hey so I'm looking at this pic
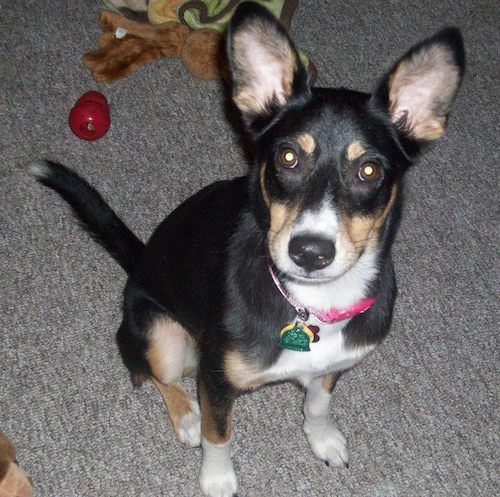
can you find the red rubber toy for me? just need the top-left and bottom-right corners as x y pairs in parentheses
(69, 91), (110, 141)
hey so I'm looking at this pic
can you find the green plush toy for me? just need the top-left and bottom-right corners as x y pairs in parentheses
(160, 0), (295, 32)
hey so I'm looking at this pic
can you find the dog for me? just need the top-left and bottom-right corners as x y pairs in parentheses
(32, 3), (464, 496)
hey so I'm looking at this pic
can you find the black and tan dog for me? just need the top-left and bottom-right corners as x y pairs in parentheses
(32, 3), (464, 496)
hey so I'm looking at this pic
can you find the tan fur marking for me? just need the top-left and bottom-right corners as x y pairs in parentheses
(340, 184), (399, 255)
(152, 378), (193, 420)
(146, 318), (198, 384)
(268, 202), (300, 263)
(345, 216), (376, 247)
(147, 318), (187, 384)
(225, 350), (264, 391)
(199, 382), (232, 444)
(346, 141), (367, 161)
(151, 379), (196, 440)
(297, 133), (316, 154)
(321, 372), (341, 393)
(374, 183), (399, 228)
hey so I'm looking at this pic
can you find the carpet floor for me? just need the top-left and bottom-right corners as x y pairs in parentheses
(0, 1), (498, 496)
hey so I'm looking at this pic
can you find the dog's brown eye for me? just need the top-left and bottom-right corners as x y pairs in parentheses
(277, 148), (298, 169)
(358, 162), (382, 182)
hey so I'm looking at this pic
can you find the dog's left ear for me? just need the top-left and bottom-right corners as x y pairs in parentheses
(227, 2), (310, 132)
(372, 28), (465, 152)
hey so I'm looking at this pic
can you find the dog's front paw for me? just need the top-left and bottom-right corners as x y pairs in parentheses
(199, 466), (237, 497)
(304, 419), (349, 469)
(199, 438), (238, 497)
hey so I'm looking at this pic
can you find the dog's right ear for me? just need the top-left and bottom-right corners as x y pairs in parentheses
(227, 2), (310, 132)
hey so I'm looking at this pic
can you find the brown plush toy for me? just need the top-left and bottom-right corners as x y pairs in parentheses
(83, 10), (226, 82)
(0, 433), (32, 497)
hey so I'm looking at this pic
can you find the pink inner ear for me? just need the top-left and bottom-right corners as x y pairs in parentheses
(232, 23), (296, 114)
(244, 39), (290, 108)
(389, 45), (461, 141)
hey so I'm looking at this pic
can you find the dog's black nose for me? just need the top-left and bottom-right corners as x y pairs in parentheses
(288, 236), (335, 271)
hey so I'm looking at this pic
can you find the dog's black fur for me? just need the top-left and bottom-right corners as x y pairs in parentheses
(33, 3), (464, 496)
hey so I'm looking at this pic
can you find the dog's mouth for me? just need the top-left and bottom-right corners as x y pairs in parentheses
(283, 272), (336, 284)
(270, 260), (341, 285)
(270, 251), (362, 286)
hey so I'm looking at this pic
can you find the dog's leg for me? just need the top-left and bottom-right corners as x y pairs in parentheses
(198, 375), (237, 497)
(303, 372), (349, 468)
(147, 317), (201, 447)
(151, 379), (201, 447)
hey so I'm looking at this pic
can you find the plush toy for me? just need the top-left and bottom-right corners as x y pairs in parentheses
(83, 0), (316, 83)
(147, 0), (296, 31)
(0, 433), (32, 497)
(83, 11), (221, 82)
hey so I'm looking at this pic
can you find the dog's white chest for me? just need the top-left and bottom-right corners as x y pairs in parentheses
(263, 318), (375, 386)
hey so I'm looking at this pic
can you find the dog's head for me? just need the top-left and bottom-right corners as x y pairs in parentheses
(227, 3), (464, 284)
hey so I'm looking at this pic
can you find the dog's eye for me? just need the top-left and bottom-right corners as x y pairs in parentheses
(358, 162), (382, 183)
(277, 148), (298, 169)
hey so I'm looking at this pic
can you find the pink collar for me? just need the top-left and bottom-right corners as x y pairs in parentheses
(268, 263), (376, 324)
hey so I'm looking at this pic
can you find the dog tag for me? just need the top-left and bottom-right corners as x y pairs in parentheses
(278, 322), (316, 352)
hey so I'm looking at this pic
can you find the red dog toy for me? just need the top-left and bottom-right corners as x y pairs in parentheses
(69, 91), (110, 140)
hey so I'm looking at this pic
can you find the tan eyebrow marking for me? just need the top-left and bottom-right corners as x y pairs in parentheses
(296, 133), (316, 154)
(346, 141), (367, 160)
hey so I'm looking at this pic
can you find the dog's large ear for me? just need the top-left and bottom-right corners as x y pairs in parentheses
(227, 2), (310, 132)
(372, 28), (465, 153)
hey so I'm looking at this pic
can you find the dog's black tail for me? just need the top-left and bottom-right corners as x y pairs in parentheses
(31, 160), (145, 275)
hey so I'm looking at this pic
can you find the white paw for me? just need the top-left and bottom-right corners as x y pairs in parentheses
(177, 401), (201, 447)
(200, 437), (237, 497)
(304, 419), (349, 468)
(199, 466), (237, 497)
